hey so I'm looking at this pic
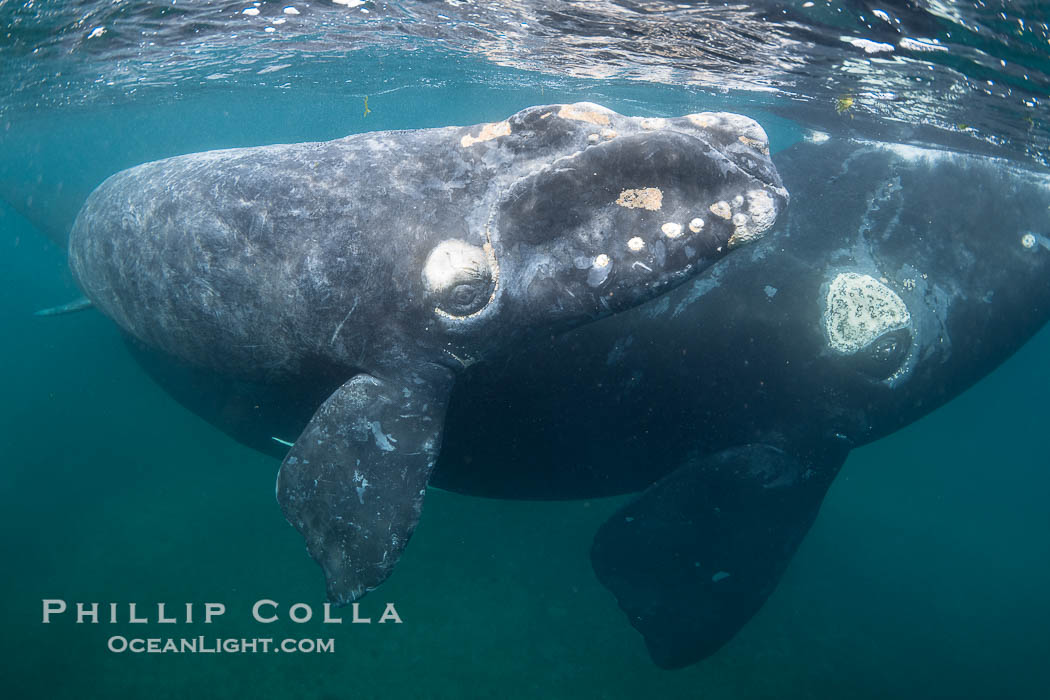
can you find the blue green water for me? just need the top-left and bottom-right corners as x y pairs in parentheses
(2, 6), (1050, 698)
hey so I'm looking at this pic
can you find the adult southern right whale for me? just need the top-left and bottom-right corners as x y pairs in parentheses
(67, 103), (787, 606)
(436, 138), (1050, 667)
(129, 135), (1050, 668)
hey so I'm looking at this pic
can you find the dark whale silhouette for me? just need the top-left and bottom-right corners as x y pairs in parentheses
(437, 138), (1050, 667)
(123, 136), (1050, 668)
(65, 103), (787, 606)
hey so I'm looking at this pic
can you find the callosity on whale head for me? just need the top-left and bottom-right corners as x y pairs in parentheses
(66, 103), (787, 605)
(421, 103), (790, 363)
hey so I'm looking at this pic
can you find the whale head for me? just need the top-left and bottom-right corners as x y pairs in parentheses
(426, 103), (788, 359)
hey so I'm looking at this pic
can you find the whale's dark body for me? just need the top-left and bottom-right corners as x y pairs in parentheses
(127, 137), (1050, 668)
(68, 103), (786, 609)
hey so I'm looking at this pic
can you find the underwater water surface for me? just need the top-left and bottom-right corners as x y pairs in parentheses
(2, 2), (1050, 698)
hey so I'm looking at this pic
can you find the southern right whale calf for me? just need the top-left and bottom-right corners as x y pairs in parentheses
(127, 135), (1050, 668)
(65, 102), (787, 607)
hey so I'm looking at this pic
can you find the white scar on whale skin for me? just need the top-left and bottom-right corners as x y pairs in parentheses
(353, 470), (371, 504)
(330, 298), (359, 346)
(369, 422), (396, 452)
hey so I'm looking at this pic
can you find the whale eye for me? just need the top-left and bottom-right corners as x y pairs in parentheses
(450, 284), (479, 308)
(423, 239), (498, 319)
(871, 336), (901, 364)
(852, 328), (912, 380)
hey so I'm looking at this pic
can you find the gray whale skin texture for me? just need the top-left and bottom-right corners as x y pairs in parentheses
(67, 103), (787, 608)
(442, 139), (1050, 667)
(128, 135), (1050, 669)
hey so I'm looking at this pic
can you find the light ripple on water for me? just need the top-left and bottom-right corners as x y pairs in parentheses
(1, 1), (1049, 165)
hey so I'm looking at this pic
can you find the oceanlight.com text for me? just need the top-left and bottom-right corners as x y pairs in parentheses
(107, 636), (335, 654)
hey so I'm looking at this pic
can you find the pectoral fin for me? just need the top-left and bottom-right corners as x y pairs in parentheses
(276, 366), (454, 604)
(591, 442), (848, 668)
(34, 296), (93, 316)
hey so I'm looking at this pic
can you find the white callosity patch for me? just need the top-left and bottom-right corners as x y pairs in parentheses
(686, 112), (764, 139)
(639, 117), (667, 130)
(727, 188), (779, 249)
(688, 218), (704, 233)
(709, 201), (731, 220)
(616, 187), (663, 210)
(661, 222), (683, 238)
(730, 188), (781, 248)
(627, 237), (645, 252)
(593, 253), (610, 268)
(685, 112), (770, 154)
(1022, 233), (1036, 248)
(746, 189), (778, 233)
(823, 272), (911, 354)
(557, 102), (614, 126)
(459, 120), (511, 148)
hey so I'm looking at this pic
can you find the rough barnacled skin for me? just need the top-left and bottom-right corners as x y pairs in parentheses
(67, 102), (787, 604)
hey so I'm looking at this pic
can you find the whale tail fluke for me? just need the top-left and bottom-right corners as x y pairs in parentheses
(34, 296), (93, 317)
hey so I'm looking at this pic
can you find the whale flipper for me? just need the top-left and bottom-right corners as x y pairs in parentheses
(590, 442), (848, 668)
(34, 296), (93, 317)
(276, 366), (454, 604)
